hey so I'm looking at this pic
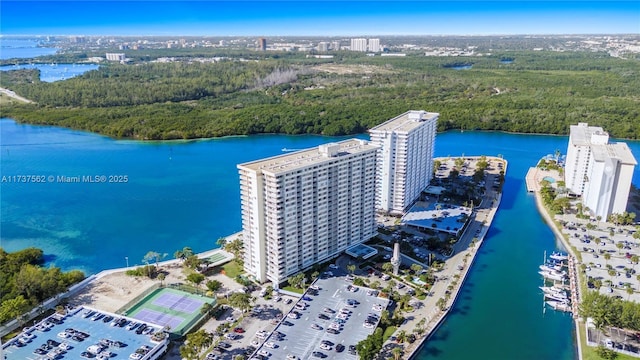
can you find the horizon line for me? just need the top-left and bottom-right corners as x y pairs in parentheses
(3, 32), (638, 38)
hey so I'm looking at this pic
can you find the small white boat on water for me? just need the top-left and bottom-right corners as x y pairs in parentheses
(540, 286), (567, 296)
(544, 291), (569, 302)
(546, 300), (572, 313)
(538, 270), (567, 282)
(539, 264), (563, 273)
(549, 252), (569, 261)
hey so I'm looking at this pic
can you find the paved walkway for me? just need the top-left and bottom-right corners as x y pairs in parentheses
(378, 157), (506, 359)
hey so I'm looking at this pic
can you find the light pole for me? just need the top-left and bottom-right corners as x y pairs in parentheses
(125, 256), (129, 268)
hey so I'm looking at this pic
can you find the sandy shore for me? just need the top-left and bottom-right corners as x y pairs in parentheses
(70, 263), (188, 313)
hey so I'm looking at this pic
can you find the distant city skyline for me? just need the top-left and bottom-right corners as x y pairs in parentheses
(1, 1), (638, 37)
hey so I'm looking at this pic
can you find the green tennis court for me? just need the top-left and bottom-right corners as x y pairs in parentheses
(206, 252), (229, 264)
(124, 287), (214, 335)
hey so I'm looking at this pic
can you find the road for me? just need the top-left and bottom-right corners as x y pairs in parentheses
(0, 87), (34, 103)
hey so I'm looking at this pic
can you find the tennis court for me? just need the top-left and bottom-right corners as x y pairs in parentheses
(206, 252), (229, 265)
(124, 287), (214, 335)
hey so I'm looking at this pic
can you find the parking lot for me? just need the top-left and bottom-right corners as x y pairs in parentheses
(251, 267), (390, 360)
(557, 215), (640, 302)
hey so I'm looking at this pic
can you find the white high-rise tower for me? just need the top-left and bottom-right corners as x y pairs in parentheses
(238, 139), (379, 284)
(369, 110), (439, 215)
(564, 122), (637, 219)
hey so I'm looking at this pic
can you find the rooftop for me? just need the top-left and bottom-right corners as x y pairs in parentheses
(569, 122), (609, 146)
(591, 143), (638, 165)
(237, 138), (377, 175)
(3, 306), (167, 360)
(369, 110), (439, 134)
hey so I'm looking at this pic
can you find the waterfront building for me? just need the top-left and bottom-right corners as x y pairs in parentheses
(368, 38), (381, 52)
(565, 123), (609, 196)
(237, 139), (379, 284)
(350, 38), (368, 52)
(565, 123), (637, 219)
(369, 110), (438, 215)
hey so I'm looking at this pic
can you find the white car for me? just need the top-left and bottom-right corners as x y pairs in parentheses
(286, 355), (298, 360)
(264, 342), (278, 349)
(273, 296), (282, 302)
(319, 343), (332, 351)
(363, 322), (375, 329)
(258, 350), (271, 357)
(329, 264), (339, 269)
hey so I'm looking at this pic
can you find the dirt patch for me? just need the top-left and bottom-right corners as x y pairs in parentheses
(312, 64), (395, 75)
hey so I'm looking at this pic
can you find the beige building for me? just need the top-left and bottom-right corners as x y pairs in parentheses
(237, 139), (379, 284)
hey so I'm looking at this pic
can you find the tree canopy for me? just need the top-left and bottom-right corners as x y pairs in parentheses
(2, 51), (639, 140)
(0, 247), (85, 323)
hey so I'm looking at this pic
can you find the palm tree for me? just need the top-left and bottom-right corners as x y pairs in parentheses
(396, 330), (407, 343)
(174, 247), (194, 261)
(626, 285), (634, 300)
(631, 255), (639, 271)
(347, 264), (356, 275)
(391, 346), (403, 360)
(157, 273), (166, 286)
(616, 242), (624, 255)
(228, 292), (253, 313)
(604, 253), (611, 267)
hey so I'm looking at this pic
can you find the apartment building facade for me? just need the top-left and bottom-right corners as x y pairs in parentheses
(565, 122), (637, 219)
(369, 110), (439, 215)
(237, 139), (379, 284)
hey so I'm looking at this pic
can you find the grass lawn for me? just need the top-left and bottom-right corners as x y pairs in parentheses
(383, 326), (397, 341)
(281, 286), (304, 294)
(222, 260), (243, 279)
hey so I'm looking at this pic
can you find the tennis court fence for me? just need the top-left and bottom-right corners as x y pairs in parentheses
(116, 283), (161, 314)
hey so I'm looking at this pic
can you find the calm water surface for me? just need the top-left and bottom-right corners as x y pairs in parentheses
(0, 39), (58, 60)
(1, 119), (639, 359)
(0, 63), (100, 82)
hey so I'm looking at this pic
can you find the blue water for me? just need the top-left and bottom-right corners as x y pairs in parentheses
(2, 119), (639, 359)
(0, 39), (58, 60)
(0, 63), (99, 82)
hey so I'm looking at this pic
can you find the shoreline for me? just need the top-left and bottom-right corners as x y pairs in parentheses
(385, 156), (506, 359)
(7, 116), (640, 143)
(530, 170), (584, 360)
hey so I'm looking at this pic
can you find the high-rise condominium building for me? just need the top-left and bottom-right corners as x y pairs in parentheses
(369, 110), (439, 215)
(368, 38), (381, 52)
(237, 139), (379, 284)
(565, 123), (637, 219)
(565, 123), (610, 196)
(257, 38), (267, 51)
(350, 38), (368, 52)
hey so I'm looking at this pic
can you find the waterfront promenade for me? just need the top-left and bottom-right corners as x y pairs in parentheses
(378, 157), (506, 359)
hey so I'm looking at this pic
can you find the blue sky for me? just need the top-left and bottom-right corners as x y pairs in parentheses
(1, 1), (638, 36)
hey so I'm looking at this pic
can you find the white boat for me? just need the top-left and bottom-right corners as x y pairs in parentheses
(538, 270), (567, 282)
(546, 300), (572, 313)
(544, 292), (569, 302)
(539, 264), (563, 272)
(539, 286), (567, 297)
(549, 252), (568, 261)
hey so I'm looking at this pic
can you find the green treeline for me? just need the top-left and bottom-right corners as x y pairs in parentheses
(0, 247), (85, 323)
(1, 51), (639, 140)
(580, 290), (640, 332)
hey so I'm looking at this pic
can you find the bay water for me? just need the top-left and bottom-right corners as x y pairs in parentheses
(2, 119), (639, 359)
